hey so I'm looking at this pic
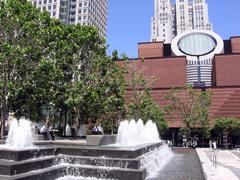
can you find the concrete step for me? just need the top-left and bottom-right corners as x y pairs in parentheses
(0, 148), (56, 161)
(57, 142), (163, 159)
(0, 156), (56, 176)
(0, 165), (66, 180)
(62, 164), (146, 180)
(0, 158), (145, 180)
(0, 164), (146, 180)
(56, 155), (140, 169)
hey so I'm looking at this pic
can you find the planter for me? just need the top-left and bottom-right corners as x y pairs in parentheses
(86, 134), (117, 146)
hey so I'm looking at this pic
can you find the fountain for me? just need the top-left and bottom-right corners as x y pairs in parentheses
(115, 119), (173, 178)
(116, 119), (160, 146)
(0, 117), (35, 149)
(0, 118), (172, 180)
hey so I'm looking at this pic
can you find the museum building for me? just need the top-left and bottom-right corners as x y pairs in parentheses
(119, 30), (240, 147)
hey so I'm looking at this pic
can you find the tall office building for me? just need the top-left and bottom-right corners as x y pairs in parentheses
(151, 0), (212, 43)
(31, 0), (108, 39)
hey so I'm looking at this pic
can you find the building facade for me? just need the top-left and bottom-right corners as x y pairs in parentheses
(118, 32), (240, 147)
(151, 0), (212, 43)
(31, 0), (108, 39)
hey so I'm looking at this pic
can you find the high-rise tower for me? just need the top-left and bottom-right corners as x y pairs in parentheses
(151, 0), (173, 43)
(151, 0), (212, 43)
(31, 0), (108, 39)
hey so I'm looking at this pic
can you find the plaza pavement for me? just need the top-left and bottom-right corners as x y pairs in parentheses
(196, 148), (240, 180)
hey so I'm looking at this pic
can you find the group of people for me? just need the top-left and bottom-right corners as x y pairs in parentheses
(182, 136), (198, 148)
(38, 118), (104, 140)
(91, 121), (104, 135)
(40, 119), (55, 140)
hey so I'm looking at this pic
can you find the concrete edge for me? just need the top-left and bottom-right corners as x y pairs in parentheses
(196, 148), (208, 180)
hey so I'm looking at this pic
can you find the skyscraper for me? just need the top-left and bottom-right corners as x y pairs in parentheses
(31, 0), (108, 39)
(151, 0), (212, 43)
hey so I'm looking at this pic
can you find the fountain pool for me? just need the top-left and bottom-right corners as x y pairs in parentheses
(0, 119), (173, 180)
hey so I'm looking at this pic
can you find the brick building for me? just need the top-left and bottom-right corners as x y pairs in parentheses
(119, 31), (240, 147)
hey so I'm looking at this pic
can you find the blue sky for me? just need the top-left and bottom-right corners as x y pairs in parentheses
(107, 0), (240, 58)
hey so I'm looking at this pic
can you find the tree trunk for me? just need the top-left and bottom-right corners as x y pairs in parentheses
(0, 111), (5, 139)
(0, 89), (8, 138)
(63, 108), (67, 136)
(75, 108), (80, 125)
(0, 103), (7, 139)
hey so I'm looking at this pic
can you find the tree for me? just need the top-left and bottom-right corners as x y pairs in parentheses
(47, 24), (107, 129)
(196, 90), (211, 138)
(66, 55), (127, 133)
(0, 0), (109, 137)
(0, 0), (53, 137)
(125, 60), (167, 132)
(214, 117), (240, 149)
(165, 86), (211, 138)
(0, 0), (128, 137)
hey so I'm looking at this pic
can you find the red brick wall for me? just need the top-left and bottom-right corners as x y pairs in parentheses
(214, 54), (240, 86)
(208, 88), (240, 126)
(231, 37), (240, 53)
(138, 42), (164, 58)
(148, 88), (240, 128)
(118, 57), (187, 88)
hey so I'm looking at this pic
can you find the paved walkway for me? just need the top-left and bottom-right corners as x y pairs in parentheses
(147, 148), (204, 180)
(196, 148), (240, 180)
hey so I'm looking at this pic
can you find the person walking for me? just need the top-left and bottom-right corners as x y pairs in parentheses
(212, 140), (218, 168)
(209, 140), (213, 150)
